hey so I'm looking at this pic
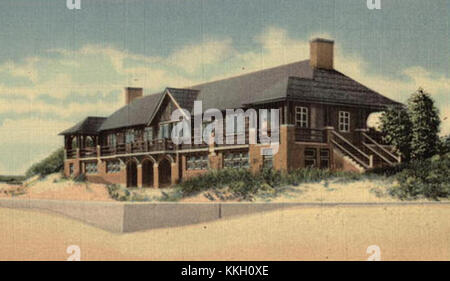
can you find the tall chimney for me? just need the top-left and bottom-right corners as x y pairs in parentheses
(125, 87), (143, 105)
(310, 38), (334, 69)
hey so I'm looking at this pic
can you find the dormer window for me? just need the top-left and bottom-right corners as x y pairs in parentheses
(339, 111), (350, 132)
(295, 107), (308, 128)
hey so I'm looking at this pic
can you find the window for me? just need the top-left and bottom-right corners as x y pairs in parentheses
(69, 163), (74, 176)
(125, 130), (136, 144)
(144, 127), (153, 142)
(320, 149), (330, 169)
(187, 155), (208, 170)
(107, 134), (117, 147)
(159, 123), (172, 139)
(224, 151), (250, 169)
(339, 111), (350, 132)
(106, 160), (121, 173)
(295, 107), (308, 128)
(85, 162), (98, 174)
(304, 148), (316, 168)
(262, 154), (273, 169)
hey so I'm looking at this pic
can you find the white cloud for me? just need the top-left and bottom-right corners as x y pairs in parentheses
(0, 118), (71, 145)
(167, 38), (235, 74)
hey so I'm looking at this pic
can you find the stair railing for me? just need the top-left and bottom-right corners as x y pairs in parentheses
(331, 131), (372, 169)
(362, 132), (401, 164)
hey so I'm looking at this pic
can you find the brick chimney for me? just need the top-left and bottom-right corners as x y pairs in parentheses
(310, 38), (334, 69)
(125, 87), (143, 105)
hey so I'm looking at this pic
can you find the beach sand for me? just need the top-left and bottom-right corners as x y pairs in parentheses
(0, 204), (448, 261)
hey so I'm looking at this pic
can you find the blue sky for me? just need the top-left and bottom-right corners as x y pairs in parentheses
(0, 0), (448, 174)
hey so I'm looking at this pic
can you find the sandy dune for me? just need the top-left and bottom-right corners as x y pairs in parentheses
(0, 174), (113, 202)
(0, 204), (448, 261)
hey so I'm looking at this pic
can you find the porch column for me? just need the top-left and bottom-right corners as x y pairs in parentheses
(171, 162), (179, 185)
(153, 164), (159, 189)
(137, 164), (143, 188)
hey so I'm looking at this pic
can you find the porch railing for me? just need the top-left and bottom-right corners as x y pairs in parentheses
(295, 128), (326, 143)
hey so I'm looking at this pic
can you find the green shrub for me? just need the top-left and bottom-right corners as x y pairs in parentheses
(106, 184), (151, 202)
(73, 173), (87, 182)
(0, 175), (26, 184)
(366, 162), (411, 177)
(25, 148), (64, 178)
(388, 154), (450, 200)
(177, 167), (362, 201)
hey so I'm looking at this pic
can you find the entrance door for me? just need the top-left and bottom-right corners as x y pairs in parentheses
(142, 160), (154, 187)
(158, 158), (172, 187)
(126, 160), (138, 187)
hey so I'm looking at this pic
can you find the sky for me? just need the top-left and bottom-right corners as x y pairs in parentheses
(0, 0), (449, 175)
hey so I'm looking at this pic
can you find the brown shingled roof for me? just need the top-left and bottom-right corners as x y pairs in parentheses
(61, 60), (402, 133)
(59, 117), (107, 136)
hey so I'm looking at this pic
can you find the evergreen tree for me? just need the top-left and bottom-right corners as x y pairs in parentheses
(439, 135), (450, 155)
(408, 88), (441, 160)
(379, 106), (412, 161)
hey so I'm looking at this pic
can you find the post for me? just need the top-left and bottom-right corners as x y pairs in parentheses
(153, 163), (159, 189)
(137, 164), (143, 188)
(323, 126), (335, 143)
(369, 155), (374, 168)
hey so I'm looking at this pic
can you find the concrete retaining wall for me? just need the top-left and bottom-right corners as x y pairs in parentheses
(122, 203), (220, 232)
(1, 198), (448, 233)
(0, 198), (124, 232)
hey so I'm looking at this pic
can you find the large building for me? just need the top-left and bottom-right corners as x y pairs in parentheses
(60, 39), (402, 188)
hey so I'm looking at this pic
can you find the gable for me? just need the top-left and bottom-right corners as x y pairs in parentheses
(99, 92), (164, 131)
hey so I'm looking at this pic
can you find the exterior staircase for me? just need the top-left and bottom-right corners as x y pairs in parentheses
(330, 130), (400, 172)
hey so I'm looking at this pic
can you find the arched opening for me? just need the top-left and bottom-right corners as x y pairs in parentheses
(142, 159), (154, 188)
(71, 136), (78, 149)
(158, 158), (172, 187)
(85, 136), (95, 147)
(126, 160), (138, 188)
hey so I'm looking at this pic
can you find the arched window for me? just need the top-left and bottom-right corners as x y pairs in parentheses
(71, 137), (78, 149)
(85, 136), (95, 147)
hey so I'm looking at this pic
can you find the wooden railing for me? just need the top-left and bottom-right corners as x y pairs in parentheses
(66, 149), (77, 159)
(331, 131), (372, 169)
(295, 128), (326, 143)
(99, 139), (177, 157)
(362, 132), (401, 165)
(80, 147), (97, 157)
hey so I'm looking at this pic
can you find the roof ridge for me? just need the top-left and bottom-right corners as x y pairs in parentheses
(188, 60), (310, 89)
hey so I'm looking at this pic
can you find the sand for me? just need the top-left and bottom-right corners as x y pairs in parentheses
(0, 204), (448, 261)
(0, 174), (113, 202)
(1, 174), (447, 203)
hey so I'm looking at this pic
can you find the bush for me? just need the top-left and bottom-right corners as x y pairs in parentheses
(73, 173), (87, 182)
(106, 184), (151, 202)
(25, 148), (64, 178)
(0, 175), (26, 185)
(388, 154), (450, 200)
(177, 168), (362, 201)
(366, 162), (411, 177)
